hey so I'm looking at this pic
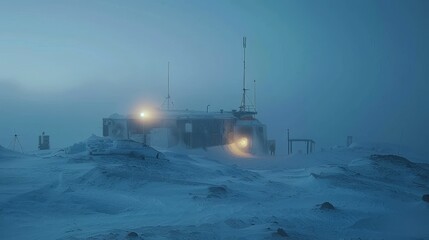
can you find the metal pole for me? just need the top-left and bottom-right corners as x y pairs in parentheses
(167, 62), (170, 110)
(287, 129), (290, 155)
(206, 104), (210, 113)
(14, 134), (23, 153)
(254, 79), (256, 111)
(241, 36), (246, 111)
(307, 141), (309, 154)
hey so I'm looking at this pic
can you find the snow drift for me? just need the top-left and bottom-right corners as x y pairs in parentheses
(0, 141), (428, 239)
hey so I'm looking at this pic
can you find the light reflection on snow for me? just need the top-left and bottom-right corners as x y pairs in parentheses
(226, 142), (253, 158)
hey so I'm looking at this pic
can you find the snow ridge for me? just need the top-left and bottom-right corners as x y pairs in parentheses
(0, 144), (428, 239)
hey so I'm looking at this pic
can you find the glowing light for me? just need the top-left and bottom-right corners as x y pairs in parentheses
(138, 109), (160, 123)
(238, 137), (248, 148)
(226, 136), (253, 158)
(227, 142), (252, 158)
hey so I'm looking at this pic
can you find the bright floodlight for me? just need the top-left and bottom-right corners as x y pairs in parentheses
(238, 137), (249, 148)
(140, 112), (146, 118)
(227, 137), (252, 158)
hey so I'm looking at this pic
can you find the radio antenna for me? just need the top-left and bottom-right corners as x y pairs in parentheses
(253, 79), (256, 112)
(167, 62), (171, 110)
(9, 132), (23, 153)
(164, 62), (171, 111)
(160, 61), (174, 110)
(240, 36), (247, 112)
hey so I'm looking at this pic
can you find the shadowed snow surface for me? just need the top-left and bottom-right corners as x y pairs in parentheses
(0, 144), (428, 240)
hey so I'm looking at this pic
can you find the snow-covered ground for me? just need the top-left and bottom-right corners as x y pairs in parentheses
(1, 142), (428, 240)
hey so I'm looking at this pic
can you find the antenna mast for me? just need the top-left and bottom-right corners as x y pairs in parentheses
(254, 79), (256, 112)
(167, 62), (170, 110)
(9, 133), (23, 153)
(240, 36), (247, 112)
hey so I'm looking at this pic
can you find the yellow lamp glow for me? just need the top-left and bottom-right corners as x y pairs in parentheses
(238, 137), (249, 148)
(227, 137), (252, 158)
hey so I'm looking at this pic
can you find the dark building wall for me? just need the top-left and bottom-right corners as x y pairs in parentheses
(103, 116), (237, 149)
(38, 135), (50, 150)
(177, 118), (235, 148)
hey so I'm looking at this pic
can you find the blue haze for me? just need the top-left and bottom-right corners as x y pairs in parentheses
(0, 0), (428, 155)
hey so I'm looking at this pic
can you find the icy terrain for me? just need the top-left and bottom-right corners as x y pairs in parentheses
(1, 143), (429, 240)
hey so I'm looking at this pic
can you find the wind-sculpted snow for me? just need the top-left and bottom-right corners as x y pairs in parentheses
(0, 145), (25, 160)
(0, 146), (428, 239)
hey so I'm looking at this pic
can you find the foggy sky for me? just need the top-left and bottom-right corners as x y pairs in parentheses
(1, 0), (428, 155)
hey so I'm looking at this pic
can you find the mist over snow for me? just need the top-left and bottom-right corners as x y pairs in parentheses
(1, 0), (429, 154)
(1, 1), (429, 239)
(1, 140), (429, 239)
(1, 0), (428, 155)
